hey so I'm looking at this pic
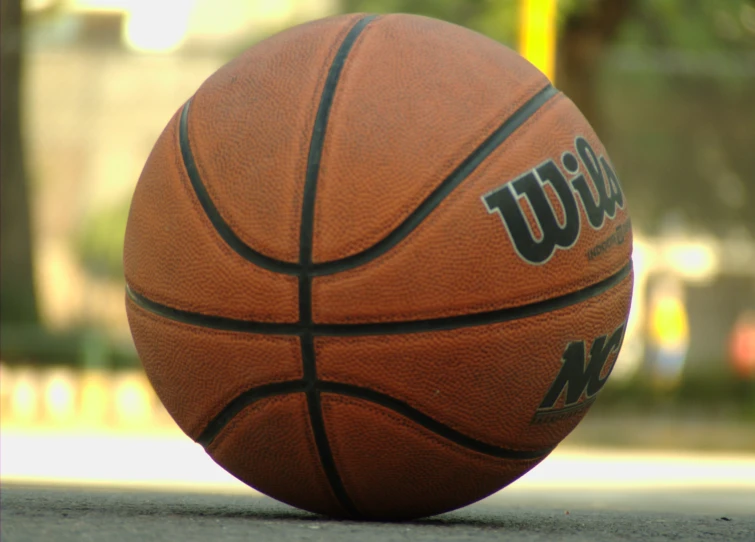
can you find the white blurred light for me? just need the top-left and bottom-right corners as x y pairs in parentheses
(9, 370), (39, 423)
(80, 371), (110, 425)
(611, 240), (648, 381)
(122, 1), (192, 53)
(114, 372), (152, 425)
(44, 369), (77, 423)
(662, 240), (719, 282)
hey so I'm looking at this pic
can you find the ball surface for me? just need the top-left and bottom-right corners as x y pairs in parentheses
(124, 13), (633, 520)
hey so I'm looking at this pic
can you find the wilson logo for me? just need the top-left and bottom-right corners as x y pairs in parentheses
(531, 323), (626, 425)
(482, 137), (625, 265)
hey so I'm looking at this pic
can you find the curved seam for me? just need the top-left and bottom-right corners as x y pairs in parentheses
(321, 393), (551, 463)
(127, 284), (304, 335)
(318, 383), (554, 459)
(177, 85), (558, 279)
(179, 101), (302, 275)
(197, 380), (308, 447)
(310, 75), (546, 268)
(126, 261), (632, 337)
(198, 379), (554, 460)
(309, 84), (559, 277)
(297, 14), (380, 519)
(126, 295), (302, 341)
(128, 111), (299, 320)
(318, 373), (542, 452)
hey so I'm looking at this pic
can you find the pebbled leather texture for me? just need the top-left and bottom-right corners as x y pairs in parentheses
(321, 393), (545, 520)
(312, 14), (550, 264)
(123, 108), (299, 323)
(188, 15), (364, 263)
(316, 273), (633, 452)
(126, 297), (302, 440)
(124, 13), (634, 521)
(206, 393), (347, 518)
(312, 94), (632, 324)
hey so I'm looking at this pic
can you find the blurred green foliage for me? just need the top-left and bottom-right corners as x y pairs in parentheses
(622, 0), (755, 51)
(603, 0), (755, 235)
(342, 0), (518, 44)
(75, 201), (130, 280)
(0, 323), (138, 369)
(603, 371), (755, 417)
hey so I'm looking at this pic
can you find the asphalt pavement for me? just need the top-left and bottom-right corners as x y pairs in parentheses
(2, 484), (754, 542)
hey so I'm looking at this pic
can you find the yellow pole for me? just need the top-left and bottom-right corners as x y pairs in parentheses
(519, 0), (557, 82)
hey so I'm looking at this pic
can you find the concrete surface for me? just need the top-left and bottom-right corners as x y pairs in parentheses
(2, 484), (753, 542)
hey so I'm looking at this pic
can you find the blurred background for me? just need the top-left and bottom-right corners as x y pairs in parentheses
(1, 0), (754, 491)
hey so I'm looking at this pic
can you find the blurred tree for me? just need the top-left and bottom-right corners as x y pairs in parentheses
(76, 202), (130, 280)
(556, 0), (635, 138)
(1, 0), (39, 327)
(604, 0), (755, 235)
(340, 0), (519, 45)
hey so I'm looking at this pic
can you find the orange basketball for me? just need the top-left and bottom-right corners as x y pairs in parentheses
(124, 13), (633, 520)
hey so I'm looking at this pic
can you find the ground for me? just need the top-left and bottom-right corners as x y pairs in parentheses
(2, 484), (754, 542)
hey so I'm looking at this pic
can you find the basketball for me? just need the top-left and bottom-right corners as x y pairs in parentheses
(124, 13), (633, 521)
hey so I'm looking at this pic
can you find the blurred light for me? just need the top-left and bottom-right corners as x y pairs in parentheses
(662, 240), (719, 282)
(0, 364), (12, 412)
(2, 429), (753, 495)
(729, 311), (755, 378)
(0, 430), (245, 492)
(2, 366), (171, 430)
(519, 0), (556, 81)
(80, 370), (110, 425)
(114, 372), (153, 426)
(611, 241), (648, 381)
(9, 369), (40, 424)
(518, 448), (755, 491)
(35, 239), (85, 330)
(24, 0), (58, 11)
(43, 369), (77, 424)
(190, 0), (292, 31)
(648, 282), (690, 390)
(122, 0), (192, 53)
(68, 0), (131, 13)
(184, 0), (313, 45)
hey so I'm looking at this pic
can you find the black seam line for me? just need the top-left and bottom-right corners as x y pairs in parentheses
(196, 380), (307, 447)
(308, 84), (560, 277)
(178, 84), (557, 279)
(179, 101), (301, 276)
(126, 286), (302, 335)
(318, 382), (554, 460)
(298, 15), (377, 520)
(126, 260), (633, 337)
(300, 15), (378, 269)
(195, 378), (553, 460)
